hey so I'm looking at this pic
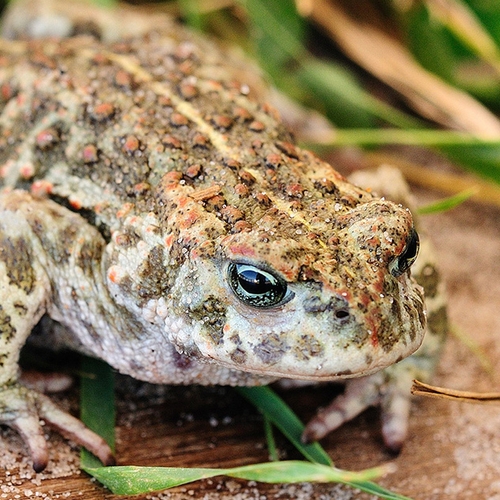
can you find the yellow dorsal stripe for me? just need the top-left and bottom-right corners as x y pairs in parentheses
(1, 39), (235, 157)
(2, 39), (329, 248)
(97, 50), (239, 160)
(101, 52), (328, 248)
(246, 168), (328, 249)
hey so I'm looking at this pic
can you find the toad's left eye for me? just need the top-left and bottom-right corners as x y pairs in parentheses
(228, 263), (288, 308)
(389, 228), (420, 277)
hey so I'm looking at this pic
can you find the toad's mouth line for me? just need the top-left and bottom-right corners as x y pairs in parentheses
(212, 358), (406, 382)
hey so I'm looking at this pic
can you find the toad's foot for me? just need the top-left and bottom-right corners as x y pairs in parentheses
(0, 383), (115, 472)
(302, 366), (414, 454)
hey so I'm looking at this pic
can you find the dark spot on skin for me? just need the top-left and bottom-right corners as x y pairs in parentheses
(275, 141), (299, 159)
(293, 335), (324, 361)
(81, 319), (102, 343)
(45, 196), (111, 243)
(303, 295), (350, 317)
(74, 239), (104, 280)
(230, 347), (247, 364)
(0, 304), (16, 343)
(334, 369), (353, 376)
(0, 235), (36, 294)
(203, 323), (225, 346)
(398, 297), (425, 344)
(390, 295), (402, 327)
(113, 229), (140, 249)
(189, 297), (227, 346)
(136, 245), (171, 300)
(13, 302), (28, 316)
(376, 316), (399, 352)
(229, 334), (247, 364)
(314, 178), (340, 195)
(127, 357), (146, 374)
(178, 343), (204, 361)
(414, 295), (427, 334)
(172, 348), (192, 369)
(116, 274), (134, 296)
(254, 333), (288, 365)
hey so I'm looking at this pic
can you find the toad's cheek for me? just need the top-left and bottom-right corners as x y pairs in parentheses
(189, 282), (426, 381)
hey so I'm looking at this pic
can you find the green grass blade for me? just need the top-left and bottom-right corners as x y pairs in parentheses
(438, 144), (500, 184)
(236, 386), (332, 465)
(80, 356), (115, 469)
(305, 129), (500, 186)
(244, 0), (418, 129)
(79, 374), (410, 498)
(178, 0), (206, 31)
(89, 0), (116, 7)
(310, 128), (500, 147)
(417, 188), (477, 214)
(85, 465), (222, 494)
(85, 461), (394, 496)
(245, 0), (306, 62)
(298, 60), (422, 129)
(263, 415), (279, 461)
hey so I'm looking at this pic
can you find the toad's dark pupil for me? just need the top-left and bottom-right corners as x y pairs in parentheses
(238, 268), (274, 295)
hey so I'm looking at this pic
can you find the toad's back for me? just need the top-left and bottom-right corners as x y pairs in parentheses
(0, 14), (298, 224)
(1, 14), (384, 243)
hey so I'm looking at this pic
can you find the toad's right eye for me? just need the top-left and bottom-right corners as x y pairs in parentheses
(228, 263), (287, 308)
(389, 228), (420, 278)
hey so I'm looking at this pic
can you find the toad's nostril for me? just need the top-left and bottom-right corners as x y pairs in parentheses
(335, 309), (350, 319)
(304, 296), (351, 321)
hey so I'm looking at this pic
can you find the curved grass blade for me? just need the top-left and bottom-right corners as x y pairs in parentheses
(304, 128), (500, 187)
(263, 415), (279, 461)
(417, 187), (477, 214)
(236, 386), (332, 465)
(245, 0), (419, 129)
(80, 356), (115, 469)
(78, 359), (410, 498)
(307, 128), (500, 147)
(297, 59), (422, 129)
(439, 143), (500, 184)
(85, 460), (397, 496)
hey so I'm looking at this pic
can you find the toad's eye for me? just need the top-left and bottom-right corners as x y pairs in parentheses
(389, 228), (420, 278)
(228, 263), (288, 308)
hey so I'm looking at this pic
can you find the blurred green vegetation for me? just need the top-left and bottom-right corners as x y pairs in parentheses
(178, 0), (500, 189)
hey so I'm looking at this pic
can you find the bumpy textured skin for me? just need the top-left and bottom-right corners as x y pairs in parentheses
(0, 0), (443, 471)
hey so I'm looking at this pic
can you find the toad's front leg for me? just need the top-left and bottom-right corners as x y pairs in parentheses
(0, 190), (114, 471)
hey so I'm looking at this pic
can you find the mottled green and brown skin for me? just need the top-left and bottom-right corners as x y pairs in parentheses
(0, 0), (444, 472)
